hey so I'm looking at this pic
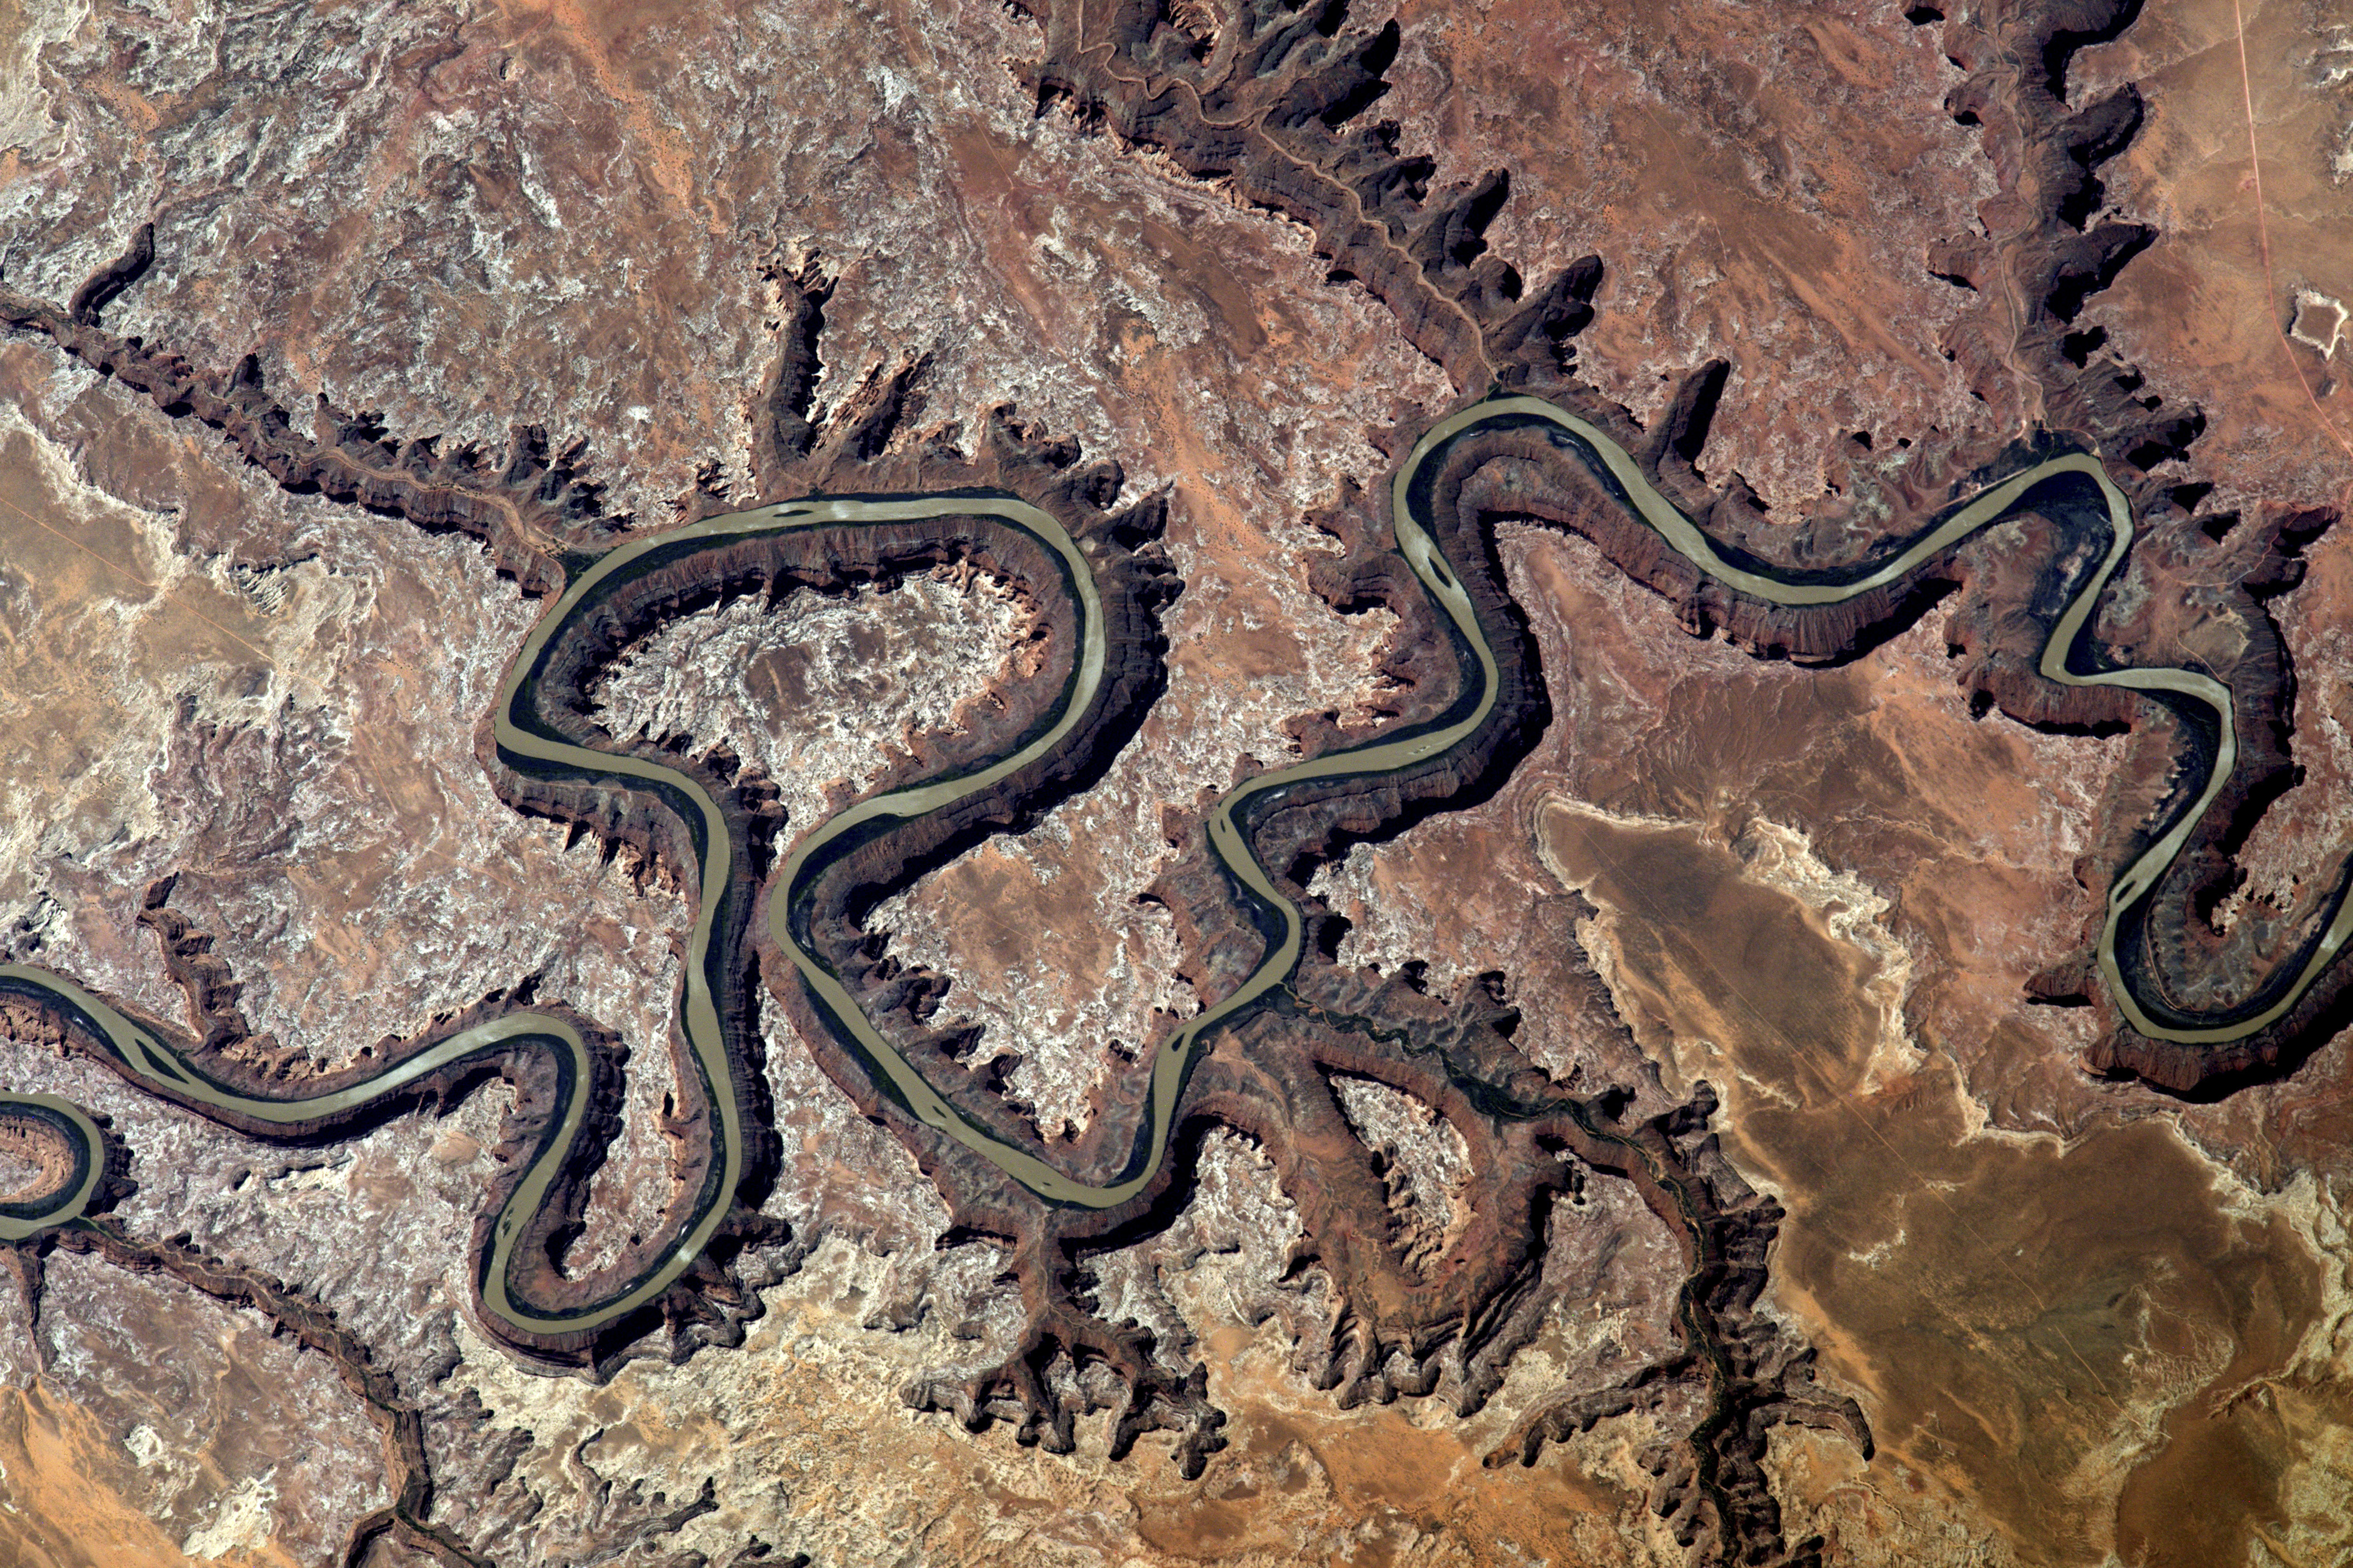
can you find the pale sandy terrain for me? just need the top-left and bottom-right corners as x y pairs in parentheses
(0, 0), (2348, 1564)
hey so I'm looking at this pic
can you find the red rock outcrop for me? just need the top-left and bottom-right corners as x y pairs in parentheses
(4, 2), (2348, 1563)
(1004, 0), (2346, 1555)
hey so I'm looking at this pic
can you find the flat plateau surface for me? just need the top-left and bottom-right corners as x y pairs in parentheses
(2, 1), (2352, 1566)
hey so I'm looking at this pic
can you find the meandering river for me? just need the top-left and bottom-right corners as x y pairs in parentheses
(0, 391), (2320, 1344)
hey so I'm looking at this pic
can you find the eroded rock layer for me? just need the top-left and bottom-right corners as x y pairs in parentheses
(0, 0), (2345, 1565)
(0, 225), (1858, 1562)
(1029, 0), (2353, 1093)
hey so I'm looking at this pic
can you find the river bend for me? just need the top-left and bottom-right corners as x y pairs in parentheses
(0, 393), (2326, 1342)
